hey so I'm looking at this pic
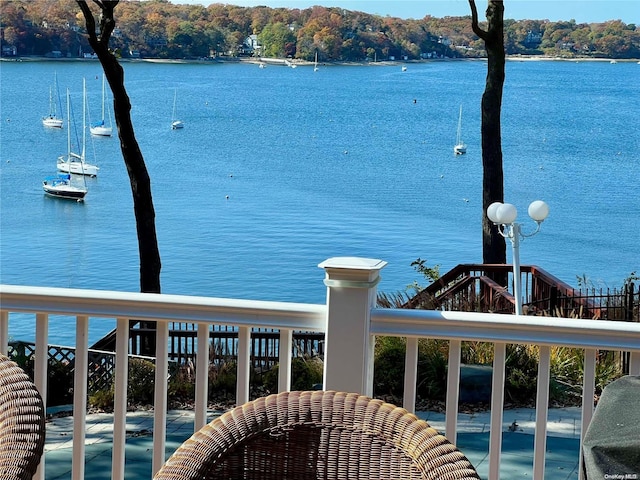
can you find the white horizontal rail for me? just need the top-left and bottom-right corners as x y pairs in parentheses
(0, 284), (327, 331)
(371, 308), (640, 351)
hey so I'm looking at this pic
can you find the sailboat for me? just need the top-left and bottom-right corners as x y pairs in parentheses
(314, 51), (319, 72)
(171, 89), (184, 130)
(43, 88), (88, 201)
(90, 74), (113, 137)
(454, 105), (467, 155)
(57, 79), (100, 177)
(42, 73), (63, 128)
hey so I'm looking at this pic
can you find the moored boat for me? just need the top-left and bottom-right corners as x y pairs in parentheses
(42, 173), (87, 201)
(42, 73), (63, 128)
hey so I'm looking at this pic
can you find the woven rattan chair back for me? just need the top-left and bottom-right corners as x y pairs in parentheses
(154, 390), (480, 480)
(0, 354), (46, 480)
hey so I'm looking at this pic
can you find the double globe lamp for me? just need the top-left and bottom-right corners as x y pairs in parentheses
(487, 200), (550, 315)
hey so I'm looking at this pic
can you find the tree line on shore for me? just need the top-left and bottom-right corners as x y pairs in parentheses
(1, 0), (638, 61)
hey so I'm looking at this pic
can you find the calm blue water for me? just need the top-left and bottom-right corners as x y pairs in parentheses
(1, 59), (639, 344)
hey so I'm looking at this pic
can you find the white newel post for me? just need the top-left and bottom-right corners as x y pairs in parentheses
(319, 257), (387, 396)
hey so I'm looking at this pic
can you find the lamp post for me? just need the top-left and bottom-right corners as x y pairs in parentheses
(487, 200), (549, 315)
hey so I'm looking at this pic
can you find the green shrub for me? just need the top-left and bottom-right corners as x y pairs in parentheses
(88, 358), (156, 410)
(291, 356), (323, 391)
(89, 388), (114, 411)
(373, 337), (406, 398)
(416, 342), (448, 401)
(373, 337), (450, 402)
(168, 363), (195, 402)
(260, 356), (324, 394)
(209, 360), (237, 400)
(127, 359), (156, 404)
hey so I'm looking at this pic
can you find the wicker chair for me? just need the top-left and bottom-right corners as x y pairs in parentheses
(154, 390), (480, 480)
(0, 354), (46, 480)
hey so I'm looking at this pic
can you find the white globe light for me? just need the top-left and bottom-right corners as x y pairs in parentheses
(528, 200), (549, 222)
(487, 202), (503, 223)
(496, 203), (517, 224)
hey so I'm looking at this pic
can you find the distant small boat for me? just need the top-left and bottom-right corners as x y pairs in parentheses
(314, 52), (319, 72)
(610, 60), (617, 64)
(454, 104), (467, 155)
(171, 89), (184, 130)
(42, 73), (63, 128)
(401, 65), (407, 72)
(90, 74), (113, 137)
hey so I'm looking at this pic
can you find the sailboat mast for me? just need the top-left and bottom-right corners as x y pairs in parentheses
(55, 73), (63, 121)
(457, 105), (463, 144)
(101, 74), (106, 120)
(80, 79), (87, 181)
(82, 78), (87, 160)
(49, 86), (55, 116)
(66, 89), (71, 155)
(173, 89), (177, 121)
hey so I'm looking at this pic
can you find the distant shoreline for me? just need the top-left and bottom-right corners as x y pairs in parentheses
(2, 55), (639, 65)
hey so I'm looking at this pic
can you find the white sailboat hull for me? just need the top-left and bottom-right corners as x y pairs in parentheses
(43, 174), (87, 200)
(90, 124), (113, 136)
(454, 144), (467, 155)
(57, 153), (99, 177)
(42, 117), (63, 128)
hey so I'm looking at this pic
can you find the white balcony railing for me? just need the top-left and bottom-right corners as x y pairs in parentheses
(1, 256), (639, 480)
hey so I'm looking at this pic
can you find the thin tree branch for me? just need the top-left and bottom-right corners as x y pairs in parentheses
(76, 1), (97, 44)
(468, 0), (488, 40)
(94, 0), (117, 46)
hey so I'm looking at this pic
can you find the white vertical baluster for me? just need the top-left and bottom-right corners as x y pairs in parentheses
(278, 329), (292, 393)
(403, 337), (418, 413)
(34, 313), (48, 480)
(236, 326), (251, 405)
(578, 348), (597, 480)
(152, 321), (169, 476)
(112, 318), (129, 480)
(194, 323), (210, 431)
(72, 315), (89, 480)
(488, 342), (506, 480)
(445, 339), (462, 442)
(533, 345), (551, 480)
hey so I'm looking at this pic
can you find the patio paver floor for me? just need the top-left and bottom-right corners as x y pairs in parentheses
(44, 407), (582, 479)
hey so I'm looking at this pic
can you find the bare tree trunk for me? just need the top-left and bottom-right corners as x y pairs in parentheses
(77, 1), (160, 355)
(469, 0), (507, 265)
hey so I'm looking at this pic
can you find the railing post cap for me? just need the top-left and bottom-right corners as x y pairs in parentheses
(318, 257), (387, 271)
